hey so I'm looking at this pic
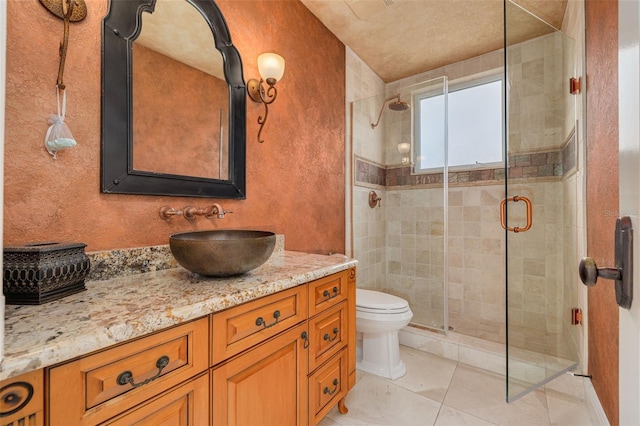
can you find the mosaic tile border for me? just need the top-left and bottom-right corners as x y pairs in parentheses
(355, 158), (386, 186)
(355, 142), (576, 188)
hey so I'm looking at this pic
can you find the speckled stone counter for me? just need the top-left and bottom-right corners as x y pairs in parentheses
(0, 250), (356, 381)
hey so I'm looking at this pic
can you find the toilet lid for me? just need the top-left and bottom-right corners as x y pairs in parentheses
(356, 289), (410, 312)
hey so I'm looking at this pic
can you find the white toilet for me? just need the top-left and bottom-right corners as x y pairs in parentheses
(355, 288), (413, 380)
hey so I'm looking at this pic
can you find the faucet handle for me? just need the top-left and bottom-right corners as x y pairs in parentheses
(183, 206), (199, 220)
(159, 206), (183, 221)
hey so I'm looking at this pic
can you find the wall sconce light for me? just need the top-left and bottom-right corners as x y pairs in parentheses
(247, 53), (285, 143)
(397, 142), (411, 165)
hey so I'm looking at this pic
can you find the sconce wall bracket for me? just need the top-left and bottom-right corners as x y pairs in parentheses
(247, 78), (278, 143)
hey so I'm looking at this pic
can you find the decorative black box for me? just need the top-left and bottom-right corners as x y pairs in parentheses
(3, 242), (90, 305)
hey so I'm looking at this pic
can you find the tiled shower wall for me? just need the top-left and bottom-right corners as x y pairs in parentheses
(383, 179), (569, 340)
(353, 185), (387, 290)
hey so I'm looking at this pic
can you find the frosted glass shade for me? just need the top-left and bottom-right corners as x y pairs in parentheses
(258, 53), (285, 82)
(397, 142), (411, 154)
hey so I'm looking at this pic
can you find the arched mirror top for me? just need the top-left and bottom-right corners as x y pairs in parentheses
(102, 0), (246, 198)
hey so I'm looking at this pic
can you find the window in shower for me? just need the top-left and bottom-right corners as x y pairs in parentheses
(413, 75), (504, 172)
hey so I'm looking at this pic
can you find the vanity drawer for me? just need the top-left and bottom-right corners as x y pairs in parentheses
(308, 270), (348, 317)
(308, 301), (348, 372)
(48, 317), (209, 426)
(308, 349), (348, 425)
(211, 285), (308, 364)
(102, 372), (209, 425)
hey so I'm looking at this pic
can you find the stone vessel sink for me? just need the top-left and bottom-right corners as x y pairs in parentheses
(169, 230), (276, 277)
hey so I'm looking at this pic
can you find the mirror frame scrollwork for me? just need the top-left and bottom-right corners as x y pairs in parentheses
(102, 0), (246, 198)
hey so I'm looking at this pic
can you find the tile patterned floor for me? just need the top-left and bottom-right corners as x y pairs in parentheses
(319, 346), (596, 426)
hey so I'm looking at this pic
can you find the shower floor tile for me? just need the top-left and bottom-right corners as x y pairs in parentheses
(319, 346), (596, 426)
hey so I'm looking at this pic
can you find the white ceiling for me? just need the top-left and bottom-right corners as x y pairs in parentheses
(300, 0), (568, 82)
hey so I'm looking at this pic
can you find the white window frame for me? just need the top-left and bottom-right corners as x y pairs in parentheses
(412, 72), (505, 174)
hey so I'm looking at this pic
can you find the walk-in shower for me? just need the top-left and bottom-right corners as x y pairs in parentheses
(350, 0), (582, 402)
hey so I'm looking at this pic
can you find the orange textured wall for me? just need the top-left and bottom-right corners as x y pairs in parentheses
(585, 0), (619, 424)
(4, 0), (346, 254)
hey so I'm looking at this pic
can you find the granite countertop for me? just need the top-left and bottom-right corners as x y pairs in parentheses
(0, 251), (357, 381)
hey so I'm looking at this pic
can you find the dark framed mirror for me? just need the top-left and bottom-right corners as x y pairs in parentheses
(102, 0), (246, 198)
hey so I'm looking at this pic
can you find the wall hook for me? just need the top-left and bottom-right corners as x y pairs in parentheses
(39, 0), (87, 90)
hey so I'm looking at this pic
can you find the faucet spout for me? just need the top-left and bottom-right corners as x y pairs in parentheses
(207, 203), (233, 219)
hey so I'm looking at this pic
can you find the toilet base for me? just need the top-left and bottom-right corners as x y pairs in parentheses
(357, 358), (407, 380)
(356, 330), (407, 380)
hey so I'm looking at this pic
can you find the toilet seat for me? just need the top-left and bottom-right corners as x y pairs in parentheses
(356, 289), (410, 314)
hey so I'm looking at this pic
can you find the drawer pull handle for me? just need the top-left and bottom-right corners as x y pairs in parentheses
(323, 378), (339, 396)
(116, 355), (170, 388)
(301, 331), (310, 349)
(256, 310), (281, 328)
(323, 327), (339, 342)
(323, 286), (339, 299)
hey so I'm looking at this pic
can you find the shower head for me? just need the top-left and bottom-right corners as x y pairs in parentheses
(371, 94), (410, 129)
(388, 99), (410, 111)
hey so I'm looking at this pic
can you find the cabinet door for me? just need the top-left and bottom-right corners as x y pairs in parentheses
(212, 323), (308, 425)
(103, 372), (209, 425)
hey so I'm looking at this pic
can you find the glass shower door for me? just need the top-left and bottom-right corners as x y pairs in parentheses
(504, 0), (580, 401)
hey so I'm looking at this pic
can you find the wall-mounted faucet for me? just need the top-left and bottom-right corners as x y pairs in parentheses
(163, 204), (233, 221)
(183, 206), (211, 220)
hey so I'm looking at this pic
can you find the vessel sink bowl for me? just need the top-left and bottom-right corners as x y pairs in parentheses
(169, 230), (276, 277)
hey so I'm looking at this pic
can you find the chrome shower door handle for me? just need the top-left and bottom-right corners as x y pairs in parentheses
(578, 216), (633, 309)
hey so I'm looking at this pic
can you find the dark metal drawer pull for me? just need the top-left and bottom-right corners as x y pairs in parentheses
(323, 327), (339, 342)
(301, 331), (310, 349)
(117, 355), (170, 388)
(256, 310), (281, 328)
(323, 378), (339, 395)
(323, 286), (339, 299)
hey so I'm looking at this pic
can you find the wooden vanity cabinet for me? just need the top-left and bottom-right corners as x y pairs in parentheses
(0, 369), (44, 426)
(212, 267), (356, 426)
(4, 266), (355, 425)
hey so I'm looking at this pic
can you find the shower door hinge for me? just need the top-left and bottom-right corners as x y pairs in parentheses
(571, 307), (582, 325)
